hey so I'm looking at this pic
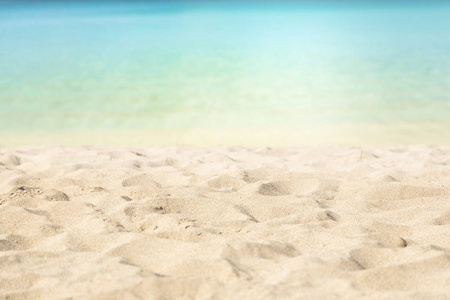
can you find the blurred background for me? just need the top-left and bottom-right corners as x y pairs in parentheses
(1, 0), (449, 146)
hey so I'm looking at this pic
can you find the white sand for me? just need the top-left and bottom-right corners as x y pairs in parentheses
(0, 146), (449, 299)
(2, 121), (450, 147)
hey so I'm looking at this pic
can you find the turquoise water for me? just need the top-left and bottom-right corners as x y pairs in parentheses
(1, 1), (450, 139)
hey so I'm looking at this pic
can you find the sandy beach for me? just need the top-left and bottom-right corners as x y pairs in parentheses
(0, 145), (449, 299)
(2, 1), (450, 299)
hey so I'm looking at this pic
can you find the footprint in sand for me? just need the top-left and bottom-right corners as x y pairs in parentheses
(370, 233), (408, 248)
(354, 252), (450, 291)
(207, 175), (246, 191)
(45, 189), (70, 202)
(317, 210), (341, 222)
(241, 168), (275, 183)
(365, 183), (447, 201)
(312, 180), (340, 201)
(349, 247), (398, 270)
(0, 235), (32, 251)
(434, 210), (450, 225)
(7, 175), (42, 191)
(0, 240), (16, 251)
(0, 153), (21, 166)
(123, 204), (165, 219)
(122, 174), (161, 188)
(257, 175), (322, 197)
(258, 182), (291, 196)
(222, 241), (301, 261)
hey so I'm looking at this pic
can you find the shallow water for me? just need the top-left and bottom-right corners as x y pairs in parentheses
(1, 1), (449, 144)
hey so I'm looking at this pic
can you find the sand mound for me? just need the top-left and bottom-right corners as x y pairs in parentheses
(0, 146), (449, 299)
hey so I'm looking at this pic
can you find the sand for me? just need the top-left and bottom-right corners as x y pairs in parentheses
(2, 121), (450, 147)
(0, 146), (449, 299)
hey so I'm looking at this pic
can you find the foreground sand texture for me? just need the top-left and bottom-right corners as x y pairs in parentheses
(0, 146), (449, 299)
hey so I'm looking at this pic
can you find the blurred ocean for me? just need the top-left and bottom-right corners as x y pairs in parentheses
(0, 1), (449, 144)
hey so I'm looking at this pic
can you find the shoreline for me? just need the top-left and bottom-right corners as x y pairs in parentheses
(2, 120), (450, 147)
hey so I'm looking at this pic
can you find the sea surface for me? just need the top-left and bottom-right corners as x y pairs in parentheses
(1, 1), (450, 144)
